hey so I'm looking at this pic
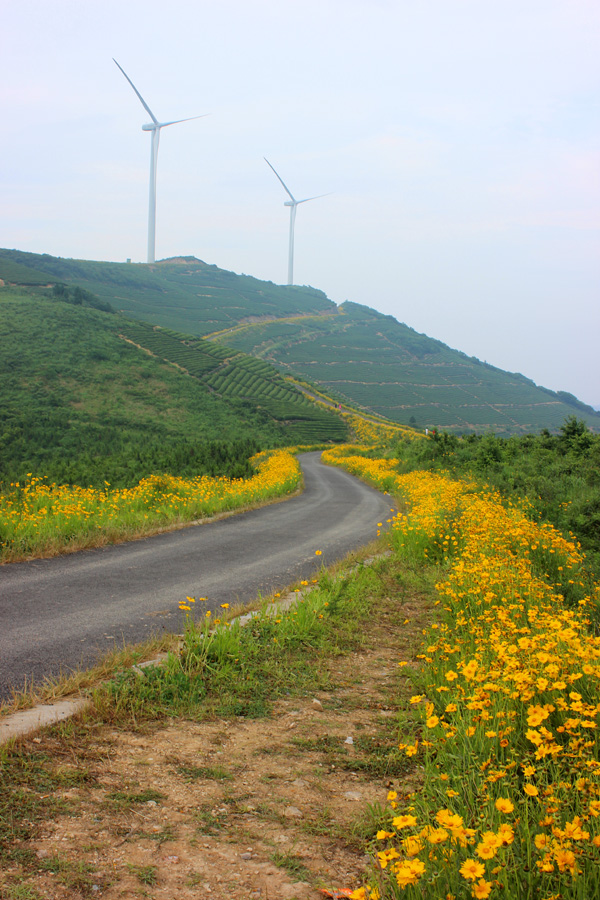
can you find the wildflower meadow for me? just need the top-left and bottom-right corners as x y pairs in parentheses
(0, 449), (301, 562)
(324, 446), (600, 900)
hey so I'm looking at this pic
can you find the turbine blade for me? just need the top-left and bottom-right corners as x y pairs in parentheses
(264, 157), (296, 202)
(160, 114), (209, 128)
(113, 58), (159, 125)
(297, 192), (333, 204)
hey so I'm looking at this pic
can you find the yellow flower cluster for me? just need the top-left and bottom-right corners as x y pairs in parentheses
(322, 448), (402, 493)
(328, 449), (600, 899)
(342, 415), (419, 446)
(0, 450), (301, 562)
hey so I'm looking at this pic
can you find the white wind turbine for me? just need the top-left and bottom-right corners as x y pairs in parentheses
(264, 157), (330, 285)
(113, 58), (206, 264)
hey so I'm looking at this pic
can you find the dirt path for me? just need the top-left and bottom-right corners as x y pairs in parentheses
(1, 587), (430, 900)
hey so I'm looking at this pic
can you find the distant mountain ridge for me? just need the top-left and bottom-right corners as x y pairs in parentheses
(1, 247), (597, 436)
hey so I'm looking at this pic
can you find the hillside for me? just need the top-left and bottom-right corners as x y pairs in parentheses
(0, 249), (335, 333)
(1, 248), (598, 436)
(0, 288), (346, 486)
(214, 302), (600, 435)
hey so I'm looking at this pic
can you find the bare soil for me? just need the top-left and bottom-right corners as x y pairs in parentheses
(1, 592), (429, 900)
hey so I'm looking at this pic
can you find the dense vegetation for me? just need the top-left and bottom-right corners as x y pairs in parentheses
(2, 247), (597, 436)
(0, 288), (345, 489)
(393, 416), (600, 574)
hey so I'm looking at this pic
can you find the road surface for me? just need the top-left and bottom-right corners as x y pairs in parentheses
(0, 452), (393, 699)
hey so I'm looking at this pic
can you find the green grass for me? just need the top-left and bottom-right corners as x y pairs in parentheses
(269, 850), (312, 882)
(105, 788), (165, 806)
(174, 763), (233, 782)
(192, 804), (228, 834)
(2, 886), (44, 900)
(0, 745), (93, 868)
(127, 864), (158, 886)
(142, 825), (177, 844)
(81, 556), (388, 729)
(291, 729), (410, 778)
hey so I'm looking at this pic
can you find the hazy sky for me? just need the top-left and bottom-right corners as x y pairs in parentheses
(2, 0), (599, 407)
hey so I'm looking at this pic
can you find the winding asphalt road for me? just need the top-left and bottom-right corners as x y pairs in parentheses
(0, 453), (393, 700)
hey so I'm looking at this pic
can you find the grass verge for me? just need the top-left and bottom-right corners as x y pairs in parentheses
(0, 543), (436, 898)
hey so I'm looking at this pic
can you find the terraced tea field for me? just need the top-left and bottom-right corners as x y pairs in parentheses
(212, 302), (599, 435)
(120, 322), (347, 444)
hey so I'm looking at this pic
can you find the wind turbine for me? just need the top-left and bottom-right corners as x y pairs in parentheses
(264, 157), (330, 285)
(113, 58), (206, 264)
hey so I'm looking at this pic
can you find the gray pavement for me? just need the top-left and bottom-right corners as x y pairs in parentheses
(0, 452), (393, 700)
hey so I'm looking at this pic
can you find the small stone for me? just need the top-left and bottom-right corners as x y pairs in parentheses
(283, 805), (303, 818)
(344, 736), (354, 745)
(145, 800), (157, 807)
(344, 791), (362, 801)
(240, 852), (253, 860)
(291, 778), (308, 788)
(311, 699), (323, 710)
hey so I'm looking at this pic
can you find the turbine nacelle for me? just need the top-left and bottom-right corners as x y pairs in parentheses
(141, 123), (157, 132)
(284, 200), (294, 207)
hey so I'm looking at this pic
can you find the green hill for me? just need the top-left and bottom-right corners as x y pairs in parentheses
(1, 247), (597, 436)
(0, 287), (346, 487)
(214, 301), (600, 435)
(0, 248), (335, 333)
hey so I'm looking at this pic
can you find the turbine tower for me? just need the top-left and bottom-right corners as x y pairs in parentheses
(264, 157), (329, 285)
(113, 58), (206, 264)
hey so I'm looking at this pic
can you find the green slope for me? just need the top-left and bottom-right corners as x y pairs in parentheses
(1, 248), (597, 436)
(0, 248), (335, 333)
(209, 302), (600, 435)
(0, 288), (346, 486)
